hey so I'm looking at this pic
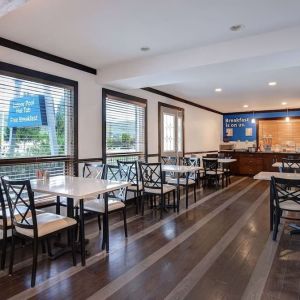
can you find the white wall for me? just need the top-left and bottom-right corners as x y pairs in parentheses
(0, 46), (222, 159)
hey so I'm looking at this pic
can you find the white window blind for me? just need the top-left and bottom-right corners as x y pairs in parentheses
(0, 74), (74, 159)
(105, 95), (146, 163)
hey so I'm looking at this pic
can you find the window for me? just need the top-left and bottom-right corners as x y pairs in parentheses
(159, 103), (184, 157)
(0, 62), (77, 180)
(103, 89), (147, 164)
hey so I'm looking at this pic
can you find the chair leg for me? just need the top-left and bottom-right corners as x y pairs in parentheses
(9, 234), (15, 275)
(141, 194), (145, 216)
(1, 227), (7, 270)
(185, 185), (189, 209)
(160, 194), (164, 219)
(41, 240), (46, 254)
(173, 190), (176, 212)
(31, 239), (39, 287)
(101, 214), (106, 251)
(193, 184), (197, 203)
(122, 207), (128, 238)
(46, 238), (53, 257)
(272, 209), (280, 241)
(71, 227), (77, 266)
(97, 214), (102, 231)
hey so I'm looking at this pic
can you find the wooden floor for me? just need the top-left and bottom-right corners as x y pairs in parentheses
(1, 176), (300, 300)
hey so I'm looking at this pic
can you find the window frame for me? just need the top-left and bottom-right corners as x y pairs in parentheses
(0, 62), (78, 175)
(158, 102), (185, 158)
(102, 88), (148, 163)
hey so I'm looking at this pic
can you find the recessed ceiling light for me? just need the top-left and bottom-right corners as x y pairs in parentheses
(140, 47), (150, 52)
(215, 88), (222, 92)
(243, 105), (249, 108)
(268, 81), (277, 86)
(230, 24), (245, 32)
(281, 102), (287, 105)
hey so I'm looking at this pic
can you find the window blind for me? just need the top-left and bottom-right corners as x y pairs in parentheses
(0, 73), (74, 159)
(105, 96), (146, 164)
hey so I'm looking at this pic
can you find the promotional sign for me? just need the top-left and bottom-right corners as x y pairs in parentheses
(223, 110), (300, 142)
(8, 95), (48, 128)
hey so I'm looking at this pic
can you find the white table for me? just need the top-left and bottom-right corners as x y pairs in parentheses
(162, 165), (202, 211)
(202, 158), (237, 163)
(254, 171), (300, 233)
(272, 162), (300, 169)
(31, 175), (131, 264)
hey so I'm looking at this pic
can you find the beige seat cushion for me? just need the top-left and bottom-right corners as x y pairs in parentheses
(206, 170), (224, 175)
(84, 198), (125, 213)
(16, 212), (76, 237)
(144, 184), (176, 195)
(275, 200), (300, 211)
(128, 182), (143, 191)
(0, 206), (44, 227)
(167, 178), (195, 185)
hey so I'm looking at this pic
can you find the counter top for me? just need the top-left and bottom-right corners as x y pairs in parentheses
(221, 150), (300, 155)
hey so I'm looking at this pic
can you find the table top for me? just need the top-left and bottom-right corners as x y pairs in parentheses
(202, 158), (237, 163)
(31, 175), (131, 200)
(254, 172), (300, 181)
(272, 162), (300, 168)
(162, 165), (202, 173)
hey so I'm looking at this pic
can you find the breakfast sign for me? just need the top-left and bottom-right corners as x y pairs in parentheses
(8, 95), (48, 128)
(223, 113), (256, 141)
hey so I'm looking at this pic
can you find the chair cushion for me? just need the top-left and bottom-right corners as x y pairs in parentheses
(128, 182), (143, 191)
(275, 200), (300, 211)
(84, 198), (125, 213)
(144, 184), (176, 195)
(0, 207), (44, 227)
(166, 178), (195, 185)
(15, 212), (76, 237)
(206, 170), (224, 175)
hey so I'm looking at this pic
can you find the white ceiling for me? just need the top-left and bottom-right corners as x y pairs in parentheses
(1, 0), (300, 112)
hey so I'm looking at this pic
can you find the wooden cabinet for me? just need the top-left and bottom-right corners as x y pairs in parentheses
(221, 151), (300, 176)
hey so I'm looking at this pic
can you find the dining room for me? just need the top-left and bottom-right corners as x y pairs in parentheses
(1, 1), (300, 299)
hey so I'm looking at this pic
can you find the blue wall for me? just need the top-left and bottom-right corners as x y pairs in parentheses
(223, 110), (300, 142)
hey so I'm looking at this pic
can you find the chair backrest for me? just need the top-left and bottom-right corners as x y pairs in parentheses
(139, 162), (163, 192)
(0, 182), (8, 227)
(282, 158), (300, 173)
(117, 160), (138, 185)
(83, 163), (107, 180)
(271, 176), (300, 209)
(182, 157), (200, 167)
(105, 165), (128, 201)
(161, 156), (177, 165)
(1, 177), (38, 237)
(206, 153), (218, 158)
(203, 158), (218, 174)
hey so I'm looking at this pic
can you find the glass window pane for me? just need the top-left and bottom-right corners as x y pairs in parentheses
(163, 113), (175, 152)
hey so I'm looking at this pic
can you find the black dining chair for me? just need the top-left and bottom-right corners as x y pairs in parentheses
(83, 164), (129, 251)
(271, 176), (300, 240)
(1, 177), (77, 287)
(139, 162), (176, 218)
(282, 158), (300, 173)
(118, 160), (142, 214)
(0, 182), (9, 270)
(202, 158), (224, 188)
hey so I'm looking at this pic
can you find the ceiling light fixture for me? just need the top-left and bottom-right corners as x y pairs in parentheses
(251, 111), (256, 124)
(215, 88), (222, 92)
(268, 81), (277, 86)
(281, 102), (287, 105)
(243, 105), (249, 108)
(140, 47), (150, 52)
(285, 108), (290, 122)
(230, 24), (245, 32)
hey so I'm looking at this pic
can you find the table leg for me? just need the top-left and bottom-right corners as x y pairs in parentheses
(270, 183), (273, 231)
(177, 173), (180, 213)
(79, 198), (86, 266)
(103, 193), (109, 253)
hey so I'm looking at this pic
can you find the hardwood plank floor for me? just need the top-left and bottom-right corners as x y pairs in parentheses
(0, 177), (299, 300)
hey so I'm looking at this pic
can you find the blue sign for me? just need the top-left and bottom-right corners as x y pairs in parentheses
(223, 110), (300, 142)
(8, 95), (47, 128)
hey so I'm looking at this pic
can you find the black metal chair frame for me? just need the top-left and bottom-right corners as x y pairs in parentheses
(203, 158), (224, 188)
(282, 158), (300, 173)
(139, 162), (176, 218)
(271, 176), (300, 241)
(1, 177), (77, 287)
(83, 164), (129, 252)
(118, 160), (142, 214)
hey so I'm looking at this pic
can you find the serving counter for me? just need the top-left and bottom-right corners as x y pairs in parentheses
(220, 151), (300, 175)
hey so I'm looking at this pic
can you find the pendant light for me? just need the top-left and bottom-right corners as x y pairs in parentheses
(285, 108), (290, 122)
(251, 111), (256, 124)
